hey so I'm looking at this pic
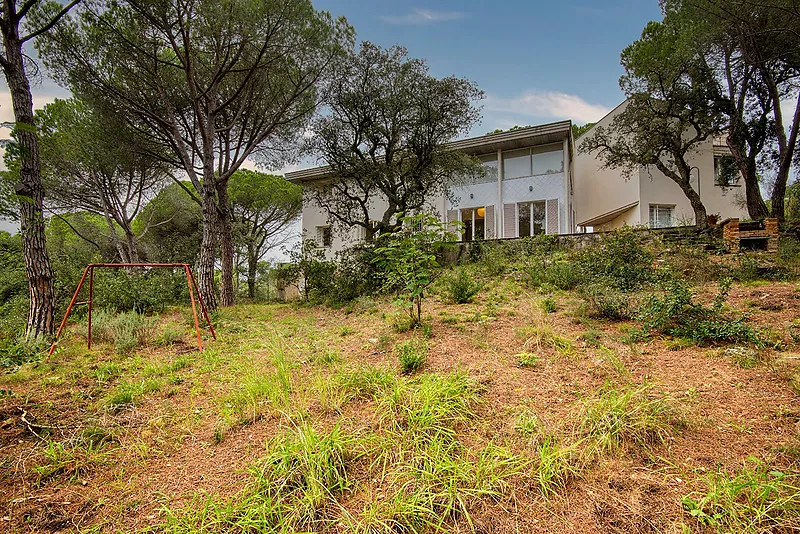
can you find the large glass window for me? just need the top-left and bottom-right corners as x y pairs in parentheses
(649, 205), (674, 228)
(503, 148), (532, 180)
(517, 201), (546, 237)
(460, 207), (486, 241)
(474, 154), (498, 184)
(532, 147), (563, 175)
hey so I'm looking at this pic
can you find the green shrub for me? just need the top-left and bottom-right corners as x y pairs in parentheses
(395, 338), (428, 374)
(578, 228), (654, 291)
(442, 268), (482, 304)
(0, 337), (48, 369)
(579, 281), (634, 320)
(546, 261), (582, 290)
(540, 298), (557, 314)
(637, 277), (760, 346)
(84, 309), (159, 355)
(516, 352), (540, 368)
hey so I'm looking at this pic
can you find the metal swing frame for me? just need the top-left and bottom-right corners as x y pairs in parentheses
(48, 263), (217, 355)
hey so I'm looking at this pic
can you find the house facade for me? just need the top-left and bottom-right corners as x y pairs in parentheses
(287, 102), (748, 254)
(573, 101), (748, 231)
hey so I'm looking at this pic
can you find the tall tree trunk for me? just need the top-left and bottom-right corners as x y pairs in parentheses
(3, 34), (55, 337)
(216, 181), (235, 306)
(726, 136), (769, 219)
(197, 178), (218, 311)
(657, 162), (708, 230)
(247, 243), (257, 300)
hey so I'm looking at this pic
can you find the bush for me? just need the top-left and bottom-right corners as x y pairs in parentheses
(579, 281), (634, 320)
(83, 309), (159, 355)
(636, 276), (760, 346)
(577, 228), (653, 292)
(395, 338), (428, 374)
(0, 337), (48, 369)
(442, 268), (482, 304)
(546, 261), (582, 291)
(540, 297), (557, 314)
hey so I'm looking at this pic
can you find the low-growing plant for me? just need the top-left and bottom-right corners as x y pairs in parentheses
(682, 457), (800, 531)
(546, 261), (582, 291)
(442, 268), (482, 304)
(580, 281), (634, 321)
(579, 383), (677, 455)
(637, 277), (760, 346)
(84, 308), (159, 355)
(577, 228), (654, 291)
(395, 338), (428, 374)
(516, 352), (541, 368)
(533, 435), (581, 498)
(540, 297), (557, 314)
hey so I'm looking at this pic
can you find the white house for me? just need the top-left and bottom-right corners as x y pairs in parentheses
(286, 101), (747, 255)
(573, 100), (748, 231)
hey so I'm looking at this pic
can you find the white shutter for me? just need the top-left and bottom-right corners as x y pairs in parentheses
(546, 199), (559, 235)
(485, 205), (496, 239)
(315, 226), (324, 246)
(503, 204), (516, 238)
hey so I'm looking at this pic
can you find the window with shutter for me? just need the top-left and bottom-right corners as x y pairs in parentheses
(546, 199), (559, 235)
(503, 204), (516, 238)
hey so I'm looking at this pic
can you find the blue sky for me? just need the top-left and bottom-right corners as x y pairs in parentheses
(0, 0), (663, 234)
(313, 0), (663, 134)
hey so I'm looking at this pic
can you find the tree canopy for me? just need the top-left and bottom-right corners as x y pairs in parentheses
(307, 42), (484, 241)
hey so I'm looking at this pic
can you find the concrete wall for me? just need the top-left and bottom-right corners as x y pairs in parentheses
(637, 138), (747, 226)
(573, 101), (640, 227)
(575, 100), (748, 229)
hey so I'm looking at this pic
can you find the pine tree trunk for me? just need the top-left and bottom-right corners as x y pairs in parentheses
(216, 182), (235, 306)
(247, 243), (257, 300)
(3, 33), (55, 337)
(197, 179), (218, 311)
(726, 136), (769, 219)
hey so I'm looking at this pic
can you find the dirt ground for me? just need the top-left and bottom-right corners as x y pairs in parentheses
(2, 278), (800, 533)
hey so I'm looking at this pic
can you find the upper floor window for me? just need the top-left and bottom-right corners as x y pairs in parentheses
(503, 145), (564, 180)
(714, 155), (739, 186)
(316, 225), (332, 247)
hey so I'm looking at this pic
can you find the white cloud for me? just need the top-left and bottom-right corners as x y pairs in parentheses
(381, 8), (466, 25)
(484, 90), (611, 125)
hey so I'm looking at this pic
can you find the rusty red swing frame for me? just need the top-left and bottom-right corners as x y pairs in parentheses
(48, 263), (217, 355)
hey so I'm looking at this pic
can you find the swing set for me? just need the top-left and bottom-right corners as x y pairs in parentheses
(48, 263), (217, 355)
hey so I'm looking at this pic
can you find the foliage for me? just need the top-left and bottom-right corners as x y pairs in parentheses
(0, 232), (29, 338)
(133, 182), (202, 265)
(229, 170), (302, 299)
(283, 239), (336, 302)
(36, 97), (168, 263)
(394, 338), (428, 374)
(82, 309), (159, 355)
(307, 41), (483, 240)
(373, 213), (454, 327)
(637, 276), (761, 346)
(580, 12), (726, 228)
(682, 457), (800, 531)
(540, 297), (557, 314)
(579, 282), (635, 321)
(577, 228), (654, 291)
(441, 268), (482, 304)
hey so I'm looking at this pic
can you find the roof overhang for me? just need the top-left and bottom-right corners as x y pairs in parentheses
(285, 120), (573, 184)
(577, 201), (639, 227)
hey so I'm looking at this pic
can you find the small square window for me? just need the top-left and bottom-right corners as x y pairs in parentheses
(649, 205), (674, 229)
(316, 225), (332, 247)
(714, 155), (739, 186)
